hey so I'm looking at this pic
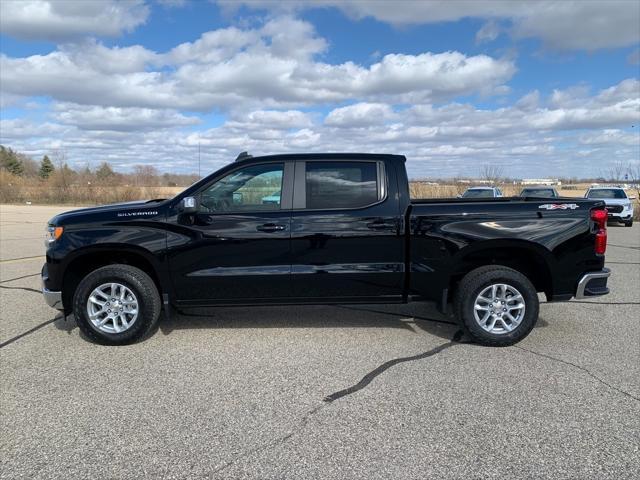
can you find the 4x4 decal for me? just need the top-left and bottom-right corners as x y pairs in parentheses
(538, 204), (579, 210)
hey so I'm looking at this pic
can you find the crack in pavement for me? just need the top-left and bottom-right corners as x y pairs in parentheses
(608, 244), (640, 251)
(0, 285), (41, 294)
(210, 404), (325, 477)
(515, 346), (640, 402)
(0, 273), (39, 284)
(324, 330), (466, 403)
(0, 255), (44, 265)
(210, 330), (466, 476)
(0, 316), (61, 349)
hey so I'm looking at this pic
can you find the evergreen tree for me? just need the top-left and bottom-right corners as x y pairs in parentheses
(96, 162), (115, 180)
(0, 145), (24, 176)
(39, 155), (55, 179)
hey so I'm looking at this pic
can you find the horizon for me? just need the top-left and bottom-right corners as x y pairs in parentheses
(1, 1), (639, 178)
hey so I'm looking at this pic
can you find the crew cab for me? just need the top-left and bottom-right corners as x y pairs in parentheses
(42, 153), (611, 346)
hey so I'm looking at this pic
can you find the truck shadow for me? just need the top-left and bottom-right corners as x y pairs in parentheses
(156, 302), (461, 343)
(53, 302), (549, 343)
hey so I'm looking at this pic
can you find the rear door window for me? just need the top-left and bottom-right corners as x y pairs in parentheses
(304, 161), (380, 209)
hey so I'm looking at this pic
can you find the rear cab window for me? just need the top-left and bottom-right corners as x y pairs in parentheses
(300, 161), (385, 210)
(462, 189), (494, 198)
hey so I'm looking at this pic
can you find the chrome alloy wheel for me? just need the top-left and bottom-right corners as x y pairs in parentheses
(87, 283), (139, 334)
(473, 283), (526, 335)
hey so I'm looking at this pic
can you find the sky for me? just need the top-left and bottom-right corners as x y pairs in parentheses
(0, 0), (639, 179)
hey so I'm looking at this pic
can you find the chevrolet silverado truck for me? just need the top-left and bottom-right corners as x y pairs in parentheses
(42, 153), (611, 346)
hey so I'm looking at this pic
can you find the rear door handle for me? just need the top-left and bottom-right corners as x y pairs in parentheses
(256, 223), (286, 232)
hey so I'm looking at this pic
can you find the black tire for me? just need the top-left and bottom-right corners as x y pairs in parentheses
(624, 219), (633, 227)
(73, 264), (161, 345)
(454, 265), (539, 347)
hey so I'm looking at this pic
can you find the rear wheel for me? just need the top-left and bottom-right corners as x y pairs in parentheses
(454, 266), (539, 346)
(73, 264), (161, 345)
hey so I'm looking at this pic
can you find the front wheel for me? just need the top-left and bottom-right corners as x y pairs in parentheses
(624, 219), (633, 227)
(73, 264), (161, 345)
(454, 266), (539, 347)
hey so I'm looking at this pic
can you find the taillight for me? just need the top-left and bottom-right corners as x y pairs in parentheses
(591, 209), (607, 255)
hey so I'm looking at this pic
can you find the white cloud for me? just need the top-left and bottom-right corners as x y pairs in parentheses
(158, 0), (187, 8)
(0, 0), (149, 41)
(0, 118), (68, 139)
(579, 129), (640, 147)
(225, 1), (640, 51)
(228, 110), (314, 130)
(476, 20), (502, 44)
(324, 103), (397, 127)
(4, 79), (638, 178)
(53, 104), (200, 131)
(512, 2), (640, 50)
(0, 18), (515, 111)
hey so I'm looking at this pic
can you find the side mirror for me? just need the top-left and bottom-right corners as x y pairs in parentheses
(180, 196), (197, 213)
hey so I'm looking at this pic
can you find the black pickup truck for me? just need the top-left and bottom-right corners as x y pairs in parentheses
(42, 153), (611, 346)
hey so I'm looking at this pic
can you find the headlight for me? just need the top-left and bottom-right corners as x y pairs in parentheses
(45, 225), (63, 246)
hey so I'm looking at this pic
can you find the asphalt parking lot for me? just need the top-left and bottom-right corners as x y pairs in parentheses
(1, 204), (639, 480)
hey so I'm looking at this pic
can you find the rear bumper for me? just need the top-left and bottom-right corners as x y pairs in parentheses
(575, 268), (611, 299)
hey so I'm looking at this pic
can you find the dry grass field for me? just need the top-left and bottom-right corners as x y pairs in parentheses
(2, 174), (638, 219)
(409, 182), (640, 219)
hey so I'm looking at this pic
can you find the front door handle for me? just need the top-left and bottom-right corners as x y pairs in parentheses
(256, 223), (286, 232)
(366, 221), (395, 230)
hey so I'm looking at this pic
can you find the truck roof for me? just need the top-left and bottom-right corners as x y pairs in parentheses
(234, 152), (407, 163)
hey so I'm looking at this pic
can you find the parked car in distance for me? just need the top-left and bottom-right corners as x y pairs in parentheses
(459, 187), (503, 198)
(519, 187), (559, 198)
(584, 187), (634, 227)
(42, 153), (611, 347)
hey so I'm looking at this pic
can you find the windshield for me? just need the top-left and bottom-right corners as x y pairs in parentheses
(462, 189), (494, 198)
(587, 189), (626, 199)
(520, 189), (556, 197)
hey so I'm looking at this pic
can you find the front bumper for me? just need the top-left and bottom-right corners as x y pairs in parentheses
(42, 263), (64, 310)
(575, 268), (611, 299)
(606, 207), (633, 220)
(43, 287), (64, 310)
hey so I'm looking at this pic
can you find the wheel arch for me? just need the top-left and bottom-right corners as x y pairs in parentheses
(448, 239), (555, 300)
(61, 245), (165, 314)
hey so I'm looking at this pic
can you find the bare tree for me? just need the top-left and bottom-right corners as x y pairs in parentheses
(626, 162), (640, 199)
(132, 165), (159, 187)
(479, 164), (505, 185)
(601, 160), (627, 182)
(51, 149), (70, 190)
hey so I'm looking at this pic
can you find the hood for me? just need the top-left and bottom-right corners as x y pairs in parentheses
(49, 199), (167, 226)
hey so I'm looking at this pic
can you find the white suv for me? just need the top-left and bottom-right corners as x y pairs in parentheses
(585, 187), (634, 227)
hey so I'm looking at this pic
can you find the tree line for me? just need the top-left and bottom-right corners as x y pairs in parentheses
(0, 145), (199, 187)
